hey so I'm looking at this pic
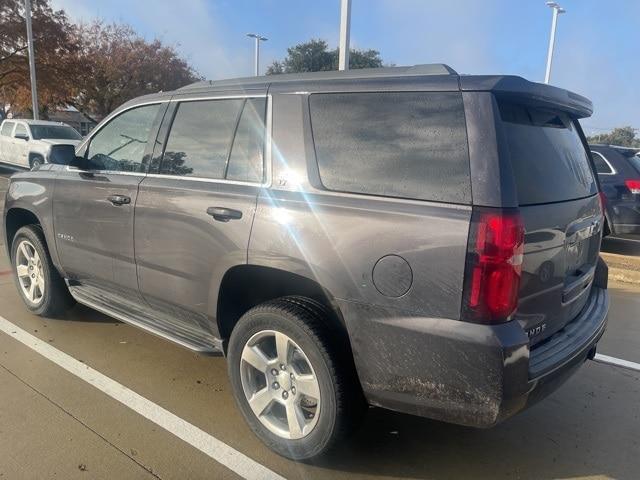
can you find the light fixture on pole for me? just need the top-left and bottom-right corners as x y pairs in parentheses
(544, 1), (566, 84)
(246, 33), (268, 76)
(338, 0), (352, 71)
(24, 0), (39, 119)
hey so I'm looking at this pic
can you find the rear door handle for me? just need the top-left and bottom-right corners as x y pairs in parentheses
(206, 207), (242, 222)
(107, 194), (131, 206)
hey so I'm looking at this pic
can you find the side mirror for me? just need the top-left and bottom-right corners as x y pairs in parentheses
(49, 144), (84, 168)
(14, 133), (29, 141)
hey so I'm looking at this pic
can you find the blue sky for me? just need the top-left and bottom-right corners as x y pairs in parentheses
(52, 0), (639, 135)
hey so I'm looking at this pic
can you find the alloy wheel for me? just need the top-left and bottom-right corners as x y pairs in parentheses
(15, 240), (45, 304)
(240, 330), (321, 439)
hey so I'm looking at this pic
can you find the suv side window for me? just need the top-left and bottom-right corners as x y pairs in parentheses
(309, 92), (471, 204)
(14, 123), (29, 139)
(591, 151), (614, 174)
(161, 99), (244, 179)
(0, 122), (14, 136)
(226, 98), (267, 183)
(86, 104), (161, 172)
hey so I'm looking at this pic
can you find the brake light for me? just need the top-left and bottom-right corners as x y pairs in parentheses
(462, 208), (525, 324)
(625, 180), (640, 194)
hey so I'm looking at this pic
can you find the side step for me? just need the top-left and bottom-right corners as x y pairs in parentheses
(68, 284), (222, 354)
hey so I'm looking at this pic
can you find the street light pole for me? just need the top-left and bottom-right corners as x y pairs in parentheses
(246, 33), (268, 76)
(338, 0), (352, 71)
(24, 0), (39, 119)
(544, 1), (566, 84)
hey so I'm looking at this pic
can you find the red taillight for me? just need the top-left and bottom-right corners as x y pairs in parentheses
(463, 208), (525, 324)
(625, 180), (640, 194)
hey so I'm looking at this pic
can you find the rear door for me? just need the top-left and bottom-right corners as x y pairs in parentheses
(497, 100), (602, 345)
(134, 93), (267, 333)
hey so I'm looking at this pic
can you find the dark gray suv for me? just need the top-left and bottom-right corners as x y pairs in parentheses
(3, 65), (609, 460)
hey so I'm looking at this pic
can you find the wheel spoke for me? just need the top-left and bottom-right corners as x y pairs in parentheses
(274, 331), (290, 365)
(36, 276), (45, 295)
(295, 374), (320, 400)
(285, 401), (305, 438)
(27, 280), (36, 302)
(16, 264), (29, 278)
(19, 242), (31, 262)
(242, 345), (270, 372)
(247, 387), (274, 417)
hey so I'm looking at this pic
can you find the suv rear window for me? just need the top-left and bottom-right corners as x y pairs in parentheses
(630, 155), (640, 174)
(499, 101), (597, 205)
(309, 92), (470, 204)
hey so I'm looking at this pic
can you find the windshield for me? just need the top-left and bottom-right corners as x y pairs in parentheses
(629, 155), (640, 174)
(499, 101), (597, 205)
(30, 125), (82, 140)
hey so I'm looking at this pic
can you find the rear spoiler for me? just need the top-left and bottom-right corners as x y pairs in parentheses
(459, 75), (593, 119)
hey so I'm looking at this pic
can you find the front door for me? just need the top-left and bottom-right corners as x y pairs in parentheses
(134, 95), (267, 333)
(12, 123), (30, 167)
(53, 103), (166, 302)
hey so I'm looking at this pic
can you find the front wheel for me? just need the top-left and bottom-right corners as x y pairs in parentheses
(227, 297), (364, 460)
(11, 225), (75, 316)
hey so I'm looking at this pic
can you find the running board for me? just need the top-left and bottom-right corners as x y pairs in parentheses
(68, 284), (222, 354)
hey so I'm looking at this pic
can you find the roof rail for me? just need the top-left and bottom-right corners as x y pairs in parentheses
(178, 64), (458, 91)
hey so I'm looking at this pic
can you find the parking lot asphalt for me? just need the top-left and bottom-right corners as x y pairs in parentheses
(1, 167), (639, 479)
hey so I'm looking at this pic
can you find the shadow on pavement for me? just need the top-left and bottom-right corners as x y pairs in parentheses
(310, 363), (639, 480)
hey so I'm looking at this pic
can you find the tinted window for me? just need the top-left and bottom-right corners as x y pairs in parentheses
(161, 99), (243, 179)
(226, 98), (266, 182)
(499, 102), (597, 205)
(0, 122), (14, 136)
(87, 104), (161, 172)
(629, 156), (640, 175)
(31, 125), (82, 140)
(14, 124), (28, 138)
(591, 151), (614, 174)
(310, 92), (470, 203)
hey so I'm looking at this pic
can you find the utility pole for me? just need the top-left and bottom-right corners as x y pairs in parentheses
(24, 0), (39, 119)
(544, 1), (566, 84)
(338, 0), (351, 71)
(246, 33), (268, 76)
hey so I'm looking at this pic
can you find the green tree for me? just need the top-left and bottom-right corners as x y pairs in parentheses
(0, 0), (82, 118)
(587, 126), (640, 148)
(71, 21), (201, 120)
(266, 39), (384, 75)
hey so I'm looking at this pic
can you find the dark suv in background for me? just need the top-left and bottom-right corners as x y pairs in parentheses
(590, 144), (640, 236)
(3, 65), (609, 460)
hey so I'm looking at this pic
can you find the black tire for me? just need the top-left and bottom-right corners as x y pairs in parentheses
(29, 155), (43, 170)
(11, 225), (75, 316)
(227, 296), (365, 460)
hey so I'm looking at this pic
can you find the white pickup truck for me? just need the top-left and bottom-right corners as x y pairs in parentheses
(0, 119), (82, 169)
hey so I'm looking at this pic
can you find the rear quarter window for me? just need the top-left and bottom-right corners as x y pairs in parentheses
(499, 101), (597, 205)
(309, 91), (471, 204)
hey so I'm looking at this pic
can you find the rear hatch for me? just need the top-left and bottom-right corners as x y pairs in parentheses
(498, 100), (603, 346)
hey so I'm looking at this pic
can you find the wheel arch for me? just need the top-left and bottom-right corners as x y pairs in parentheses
(216, 264), (348, 352)
(4, 207), (42, 258)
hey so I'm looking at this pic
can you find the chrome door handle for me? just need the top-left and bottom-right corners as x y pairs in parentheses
(107, 194), (131, 206)
(206, 207), (242, 222)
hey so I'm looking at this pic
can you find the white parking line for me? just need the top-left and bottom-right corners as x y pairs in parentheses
(0, 315), (285, 480)
(593, 353), (640, 373)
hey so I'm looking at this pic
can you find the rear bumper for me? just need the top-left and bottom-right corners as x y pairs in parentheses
(341, 286), (609, 428)
(609, 201), (640, 234)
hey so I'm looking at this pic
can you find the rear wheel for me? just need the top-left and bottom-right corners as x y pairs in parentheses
(227, 296), (364, 460)
(11, 225), (75, 316)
